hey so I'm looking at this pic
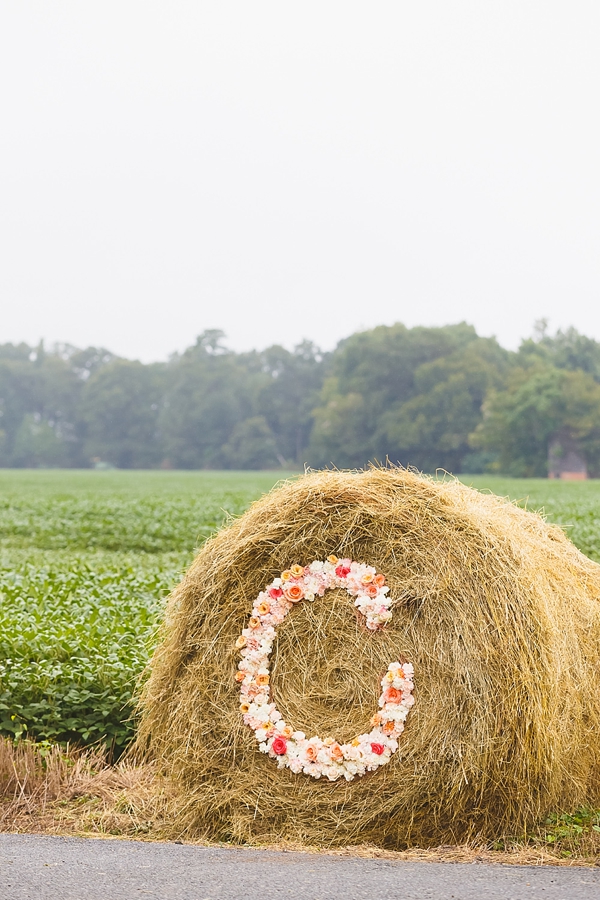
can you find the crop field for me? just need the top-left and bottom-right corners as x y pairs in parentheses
(1, 469), (600, 756)
(0, 470), (291, 754)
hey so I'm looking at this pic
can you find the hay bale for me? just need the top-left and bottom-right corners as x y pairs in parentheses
(138, 468), (600, 847)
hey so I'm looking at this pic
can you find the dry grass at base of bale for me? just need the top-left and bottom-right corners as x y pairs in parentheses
(138, 467), (600, 849)
(1, 738), (599, 864)
(0, 737), (161, 838)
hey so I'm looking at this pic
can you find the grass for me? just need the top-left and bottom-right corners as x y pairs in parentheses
(0, 468), (599, 862)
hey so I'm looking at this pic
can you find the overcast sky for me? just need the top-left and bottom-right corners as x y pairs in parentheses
(2, 2), (599, 361)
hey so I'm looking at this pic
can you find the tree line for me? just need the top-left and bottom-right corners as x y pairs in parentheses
(2, 321), (600, 476)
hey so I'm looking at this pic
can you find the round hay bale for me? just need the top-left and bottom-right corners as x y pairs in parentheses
(138, 468), (600, 847)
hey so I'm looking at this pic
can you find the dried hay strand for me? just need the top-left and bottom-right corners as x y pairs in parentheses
(0, 738), (159, 836)
(137, 468), (600, 848)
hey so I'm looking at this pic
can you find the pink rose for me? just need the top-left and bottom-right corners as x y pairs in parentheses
(269, 587), (283, 599)
(370, 742), (385, 755)
(271, 736), (287, 755)
(335, 564), (351, 578)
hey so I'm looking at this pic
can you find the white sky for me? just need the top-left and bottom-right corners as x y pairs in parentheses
(1, 2), (599, 361)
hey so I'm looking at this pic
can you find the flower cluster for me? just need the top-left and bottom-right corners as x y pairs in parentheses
(236, 556), (415, 781)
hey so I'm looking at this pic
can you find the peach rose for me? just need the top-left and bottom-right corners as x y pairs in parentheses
(235, 635), (247, 649)
(327, 554), (339, 564)
(256, 673), (270, 686)
(371, 713), (382, 727)
(305, 745), (318, 762)
(240, 702), (250, 714)
(284, 583), (304, 603)
(330, 743), (344, 761)
(248, 616), (261, 629)
(235, 670), (245, 683)
(374, 573), (386, 587)
(383, 686), (402, 704)
(290, 564), (304, 578)
(256, 601), (270, 615)
(382, 721), (395, 735)
(364, 584), (379, 597)
(361, 572), (375, 584)
(281, 570), (293, 581)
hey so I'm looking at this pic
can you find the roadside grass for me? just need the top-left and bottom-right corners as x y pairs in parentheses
(2, 738), (599, 865)
(1, 469), (599, 862)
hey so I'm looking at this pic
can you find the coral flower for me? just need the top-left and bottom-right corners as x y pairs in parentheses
(235, 670), (245, 683)
(374, 573), (386, 587)
(382, 721), (395, 735)
(235, 635), (247, 649)
(364, 584), (378, 597)
(290, 564), (304, 578)
(371, 713), (382, 727)
(256, 673), (270, 686)
(284, 583), (304, 603)
(272, 736), (287, 755)
(383, 686), (402, 704)
(305, 746), (318, 762)
(268, 586), (283, 599)
(256, 601), (270, 615)
(330, 743), (344, 761)
(371, 743), (385, 755)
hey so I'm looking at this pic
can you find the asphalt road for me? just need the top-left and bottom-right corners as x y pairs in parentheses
(1, 835), (599, 900)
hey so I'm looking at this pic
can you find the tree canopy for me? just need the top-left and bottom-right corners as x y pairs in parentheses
(1, 322), (599, 475)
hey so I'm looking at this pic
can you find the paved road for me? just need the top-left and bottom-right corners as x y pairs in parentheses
(1, 834), (599, 899)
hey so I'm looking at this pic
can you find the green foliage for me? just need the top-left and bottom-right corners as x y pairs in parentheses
(81, 360), (168, 468)
(493, 807), (600, 858)
(3, 321), (600, 475)
(0, 470), (290, 753)
(540, 809), (600, 844)
(471, 367), (600, 477)
(222, 416), (281, 469)
(0, 562), (168, 754)
(308, 323), (508, 471)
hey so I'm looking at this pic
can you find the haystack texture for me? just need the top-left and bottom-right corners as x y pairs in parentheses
(138, 469), (600, 848)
